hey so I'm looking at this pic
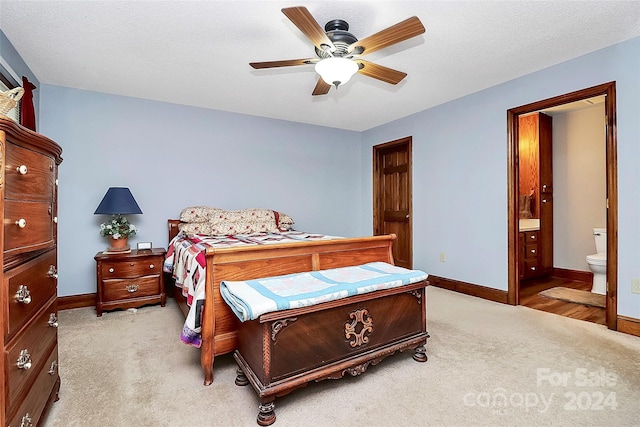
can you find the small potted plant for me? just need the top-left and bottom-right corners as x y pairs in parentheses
(100, 215), (137, 252)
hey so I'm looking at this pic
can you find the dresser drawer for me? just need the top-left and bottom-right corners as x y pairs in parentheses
(6, 300), (58, 411)
(523, 231), (538, 242)
(524, 243), (539, 260)
(103, 275), (161, 301)
(7, 344), (59, 427)
(524, 258), (540, 277)
(4, 199), (55, 255)
(5, 250), (58, 340)
(4, 143), (56, 202)
(100, 256), (163, 279)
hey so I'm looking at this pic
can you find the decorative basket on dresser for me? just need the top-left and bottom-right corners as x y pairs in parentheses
(0, 116), (63, 427)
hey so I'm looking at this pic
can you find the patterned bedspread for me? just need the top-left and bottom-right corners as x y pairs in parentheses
(163, 231), (338, 347)
(220, 262), (429, 322)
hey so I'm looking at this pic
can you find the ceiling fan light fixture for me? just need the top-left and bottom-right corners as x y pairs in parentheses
(315, 57), (359, 88)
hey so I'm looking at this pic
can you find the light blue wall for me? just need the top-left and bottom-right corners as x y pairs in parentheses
(38, 87), (362, 297)
(361, 37), (640, 318)
(4, 29), (640, 320)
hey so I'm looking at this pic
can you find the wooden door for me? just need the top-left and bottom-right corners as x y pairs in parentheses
(373, 137), (413, 269)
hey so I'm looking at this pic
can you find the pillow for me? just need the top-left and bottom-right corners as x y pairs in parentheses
(179, 206), (224, 223)
(178, 207), (296, 235)
(179, 220), (246, 235)
(178, 221), (217, 235)
(276, 212), (295, 231)
(221, 208), (280, 234)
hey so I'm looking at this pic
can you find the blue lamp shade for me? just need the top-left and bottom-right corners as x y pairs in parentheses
(94, 187), (143, 215)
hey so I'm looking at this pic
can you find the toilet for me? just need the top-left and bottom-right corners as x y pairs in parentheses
(586, 228), (607, 295)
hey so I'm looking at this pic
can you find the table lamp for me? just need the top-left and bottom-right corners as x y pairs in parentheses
(94, 187), (142, 253)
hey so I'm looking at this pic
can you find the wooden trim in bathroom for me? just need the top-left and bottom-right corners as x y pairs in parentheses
(551, 268), (592, 284)
(617, 316), (640, 338)
(428, 276), (509, 304)
(58, 293), (96, 311)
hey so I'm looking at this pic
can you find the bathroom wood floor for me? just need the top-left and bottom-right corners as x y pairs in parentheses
(519, 276), (606, 325)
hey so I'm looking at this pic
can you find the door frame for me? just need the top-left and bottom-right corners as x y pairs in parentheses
(373, 136), (413, 268)
(507, 81), (618, 330)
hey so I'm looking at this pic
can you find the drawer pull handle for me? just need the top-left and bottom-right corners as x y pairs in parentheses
(15, 218), (27, 228)
(530, 249), (536, 254)
(17, 164), (28, 175)
(531, 266), (536, 271)
(17, 349), (32, 370)
(49, 360), (58, 375)
(54, 216), (58, 223)
(149, 264), (155, 269)
(127, 284), (139, 293)
(48, 265), (59, 279)
(20, 413), (33, 427)
(48, 313), (59, 328)
(16, 285), (32, 304)
(109, 268), (115, 273)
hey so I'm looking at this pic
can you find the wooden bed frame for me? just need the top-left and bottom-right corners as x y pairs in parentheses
(167, 220), (403, 385)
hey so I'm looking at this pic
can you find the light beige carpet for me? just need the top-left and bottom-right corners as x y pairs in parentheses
(539, 287), (606, 308)
(43, 287), (640, 427)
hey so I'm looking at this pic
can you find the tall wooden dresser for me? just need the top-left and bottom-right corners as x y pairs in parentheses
(0, 117), (63, 427)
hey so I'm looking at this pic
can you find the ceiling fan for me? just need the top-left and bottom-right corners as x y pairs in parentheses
(250, 6), (426, 96)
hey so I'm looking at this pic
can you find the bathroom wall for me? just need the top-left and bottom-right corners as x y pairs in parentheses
(549, 104), (606, 271)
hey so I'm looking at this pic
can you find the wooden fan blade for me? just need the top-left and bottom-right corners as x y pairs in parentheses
(312, 78), (331, 96)
(355, 60), (407, 85)
(282, 6), (335, 53)
(349, 16), (425, 56)
(250, 59), (316, 69)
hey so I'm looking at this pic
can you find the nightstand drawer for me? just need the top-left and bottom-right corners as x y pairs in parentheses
(100, 257), (163, 278)
(102, 275), (161, 301)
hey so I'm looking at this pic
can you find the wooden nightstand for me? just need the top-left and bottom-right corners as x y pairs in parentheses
(95, 248), (166, 316)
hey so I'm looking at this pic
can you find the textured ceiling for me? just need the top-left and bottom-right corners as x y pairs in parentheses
(1, 1), (639, 131)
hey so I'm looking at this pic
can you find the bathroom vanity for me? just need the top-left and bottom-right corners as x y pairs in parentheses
(519, 220), (540, 280)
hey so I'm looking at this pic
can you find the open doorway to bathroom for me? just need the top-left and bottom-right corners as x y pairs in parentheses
(507, 82), (618, 330)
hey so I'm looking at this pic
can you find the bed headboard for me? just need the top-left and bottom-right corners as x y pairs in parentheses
(168, 219), (181, 242)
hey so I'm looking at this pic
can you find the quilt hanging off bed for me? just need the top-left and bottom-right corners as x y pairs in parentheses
(220, 262), (429, 322)
(163, 231), (338, 347)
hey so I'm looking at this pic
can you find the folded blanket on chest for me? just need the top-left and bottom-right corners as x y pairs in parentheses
(220, 262), (429, 322)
